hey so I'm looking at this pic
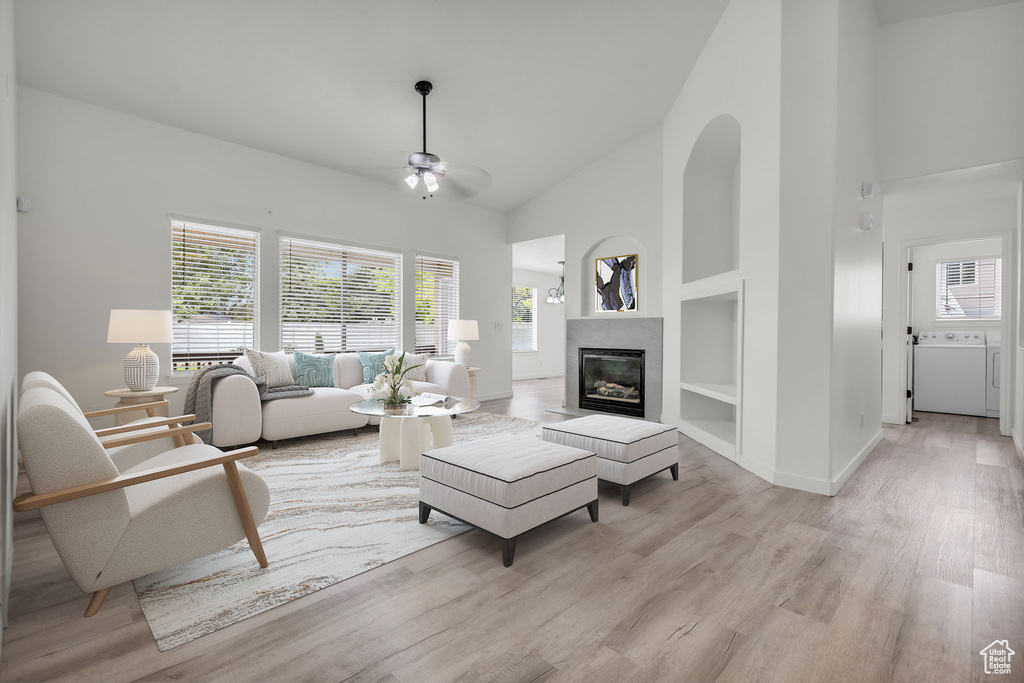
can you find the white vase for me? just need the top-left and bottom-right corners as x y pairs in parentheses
(123, 344), (159, 391)
(454, 341), (473, 368)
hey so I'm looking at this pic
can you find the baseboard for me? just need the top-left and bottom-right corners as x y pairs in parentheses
(830, 429), (883, 495)
(739, 456), (775, 485)
(1014, 429), (1023, 466)
(881, 413), (906, 425)
(772, 470), (832, 496)
(478, 390), (513, 401)
(512, 373), (565, 381)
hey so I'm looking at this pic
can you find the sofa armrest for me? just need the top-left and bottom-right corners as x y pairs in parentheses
(210, 374), (263, 447)
(426, 360), (471, 399)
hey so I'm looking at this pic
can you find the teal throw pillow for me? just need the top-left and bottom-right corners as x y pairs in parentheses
(357, 348), (395, 384)
(293, 351), (337, 387)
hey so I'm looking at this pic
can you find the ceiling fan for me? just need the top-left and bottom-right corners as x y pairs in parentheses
(396, 80), (492, 200)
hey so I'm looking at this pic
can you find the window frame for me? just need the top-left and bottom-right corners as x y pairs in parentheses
(935, 256), (1002, 321)
(511, 285), (538, 353)
(415, 254), (460, 357)
(279, 234), (403, 354)
(170, 218), (260, 374)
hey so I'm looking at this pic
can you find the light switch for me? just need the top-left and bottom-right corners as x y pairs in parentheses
(494, 321), (503, 330)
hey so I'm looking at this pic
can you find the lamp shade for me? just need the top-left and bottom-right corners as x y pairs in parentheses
(107, 309), (173, 344)
(447, 319), (479, 341)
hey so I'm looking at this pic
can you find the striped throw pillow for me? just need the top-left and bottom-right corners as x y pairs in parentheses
(293, 351), (337, 387)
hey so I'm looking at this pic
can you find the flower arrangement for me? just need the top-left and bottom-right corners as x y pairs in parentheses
(371, 351), (423, 406)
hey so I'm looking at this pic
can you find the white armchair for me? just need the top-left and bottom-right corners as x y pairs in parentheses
(14, 387), (271, 617)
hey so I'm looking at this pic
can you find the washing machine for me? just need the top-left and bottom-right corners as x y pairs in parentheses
(913, 331), (987, 417)
(987, 330), (1000, 418)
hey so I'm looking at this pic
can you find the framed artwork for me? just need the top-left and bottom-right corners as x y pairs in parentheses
(595, 254), (638, 312)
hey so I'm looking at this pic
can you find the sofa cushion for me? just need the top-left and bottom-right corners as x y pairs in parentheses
(398, 351), (428, 381)
(246, 350), (294, 388)
(350, 380), (447, 400)
(260, 387), (368, 441)
(357, 348), (395, 384)
(294, 351), (337, 387)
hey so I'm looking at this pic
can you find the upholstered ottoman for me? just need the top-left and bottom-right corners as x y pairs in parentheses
(419, 435), (598, 566)
(542, 415), (678, 505)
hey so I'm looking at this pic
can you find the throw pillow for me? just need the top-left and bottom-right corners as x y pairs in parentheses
(397, 351), (428, 382)
(245, 350), (294, 388)
(293, 351), (337, 387)
(357, 348), (395, 384)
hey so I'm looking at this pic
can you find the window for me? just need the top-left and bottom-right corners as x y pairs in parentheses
(512, 286), (537, 352)
(171, 219), (259, 372)
(936, 258), (1001, 319)
(280, 236), (402, 353)
(415, 255), (459, 355)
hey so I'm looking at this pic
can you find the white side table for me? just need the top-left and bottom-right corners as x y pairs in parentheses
(103, 387), (178, 426)
(466, 367), (481, 400)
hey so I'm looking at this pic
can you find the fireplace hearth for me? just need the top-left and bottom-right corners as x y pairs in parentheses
(579, 348), (645, 418)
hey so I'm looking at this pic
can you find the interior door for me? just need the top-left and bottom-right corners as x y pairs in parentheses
(906, 248), (915, 422)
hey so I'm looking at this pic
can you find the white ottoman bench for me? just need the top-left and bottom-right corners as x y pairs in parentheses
(542, 415), (678, 506)
(419, 435), (598, 567)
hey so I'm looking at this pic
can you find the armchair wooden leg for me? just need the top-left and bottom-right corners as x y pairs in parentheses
(222, 461), (269, 568)
(85, 587), (111, 617)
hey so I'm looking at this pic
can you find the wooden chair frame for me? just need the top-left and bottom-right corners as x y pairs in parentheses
(13, 421), (269, 616)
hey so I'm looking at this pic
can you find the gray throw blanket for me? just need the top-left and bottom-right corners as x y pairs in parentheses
(183, 365), (314, 443)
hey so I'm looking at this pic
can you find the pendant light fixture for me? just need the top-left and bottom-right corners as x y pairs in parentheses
(546, 261), (566, 304)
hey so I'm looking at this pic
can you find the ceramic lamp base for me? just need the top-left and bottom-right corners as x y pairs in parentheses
(454, 341), (473, 368)
(123, 344), (159, 391)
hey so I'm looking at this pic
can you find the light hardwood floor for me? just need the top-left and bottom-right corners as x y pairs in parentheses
(2, 378), (1023, 682)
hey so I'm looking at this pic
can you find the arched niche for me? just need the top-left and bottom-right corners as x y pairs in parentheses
(581, 235), (647, 317)
(682, 114), (741, 284)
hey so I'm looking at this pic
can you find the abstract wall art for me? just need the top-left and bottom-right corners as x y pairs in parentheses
(595, 254), (638, 312)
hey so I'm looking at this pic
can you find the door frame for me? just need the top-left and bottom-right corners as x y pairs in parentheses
(896, 230), (1016, 434)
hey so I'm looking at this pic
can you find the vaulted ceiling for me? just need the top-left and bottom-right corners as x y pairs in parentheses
(13, 0), (729, 213)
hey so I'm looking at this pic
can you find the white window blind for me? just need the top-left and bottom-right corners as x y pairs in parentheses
(280, 236), (402, 353)
(415, 255), (459, 355)
(936, 258), (1001, 319)
(172, 219), (259, 371)
(512, 286), (537, 352)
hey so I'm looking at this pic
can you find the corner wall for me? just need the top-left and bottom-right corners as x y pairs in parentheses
(16, 88), (514, 417)
(0, 0), (16, 632)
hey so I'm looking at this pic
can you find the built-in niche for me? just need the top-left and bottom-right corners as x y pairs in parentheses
(682, 115), (741, 285)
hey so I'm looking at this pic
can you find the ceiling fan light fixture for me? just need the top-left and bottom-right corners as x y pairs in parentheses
(404, 173), (420, 189)
(423, 171), (439, 193)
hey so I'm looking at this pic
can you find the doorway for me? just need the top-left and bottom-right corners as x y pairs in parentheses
(510, 235), (567, 397)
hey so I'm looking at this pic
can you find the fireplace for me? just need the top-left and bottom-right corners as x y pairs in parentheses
(579, 348), (645, 417)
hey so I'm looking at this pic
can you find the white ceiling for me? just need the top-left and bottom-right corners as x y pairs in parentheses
(513, 235), (566, 275)
(873, 0), (1022, 24)
(14, 0), (729, 213)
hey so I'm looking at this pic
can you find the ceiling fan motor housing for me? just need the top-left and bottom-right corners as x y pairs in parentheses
(408, 151), (440, 169)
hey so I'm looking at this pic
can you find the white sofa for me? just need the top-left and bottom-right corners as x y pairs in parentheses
(210, 352), (471, 448)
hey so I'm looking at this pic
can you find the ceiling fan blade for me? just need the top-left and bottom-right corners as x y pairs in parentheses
(435, 163), (492, 200)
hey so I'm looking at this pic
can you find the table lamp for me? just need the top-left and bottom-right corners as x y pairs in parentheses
(447, 319), (479, 368)
(107, 309), (173, 391)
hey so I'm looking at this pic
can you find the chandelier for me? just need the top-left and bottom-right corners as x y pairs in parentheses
(546, 261), (565, 304)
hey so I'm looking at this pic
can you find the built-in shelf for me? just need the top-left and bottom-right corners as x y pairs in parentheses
(680, 381), (737, 405)
(677, 417), (736, 459)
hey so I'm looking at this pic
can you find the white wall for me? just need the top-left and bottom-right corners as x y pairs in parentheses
(828, 0), (883, 491)
(507, 126), (663, 321)
(876, 3), (1024, 183)
(0, 0), (17, 631)
(17, 88), (514, 419)
(663, 0), (783, 480)
(511, 268), (565, 380)
(910, 238), (1002, 333)
(881, 181), (1020, 422)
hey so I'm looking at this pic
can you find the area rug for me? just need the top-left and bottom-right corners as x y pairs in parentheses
(133, 411), (541, 651)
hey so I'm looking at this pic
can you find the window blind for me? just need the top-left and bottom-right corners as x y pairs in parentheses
(936, 258), (1001, 319)
(171, 220), (259, 371)
(415, 255), (459, 355)
(512, 286), (537, 352)
(280, 236), (402, 353)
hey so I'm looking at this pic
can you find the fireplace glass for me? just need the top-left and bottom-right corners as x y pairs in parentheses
(579, 348), (645, 417)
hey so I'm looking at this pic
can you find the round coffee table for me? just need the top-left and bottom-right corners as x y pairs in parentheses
(349, 396), (480, 470)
